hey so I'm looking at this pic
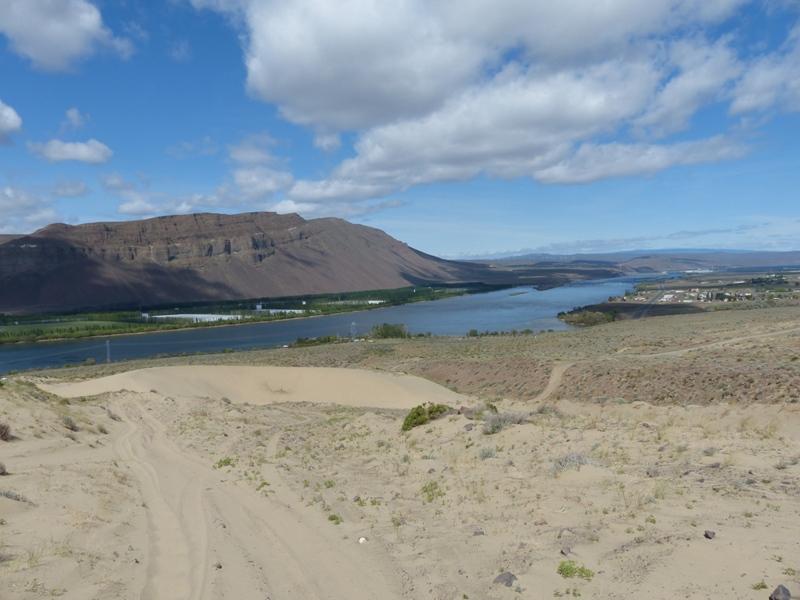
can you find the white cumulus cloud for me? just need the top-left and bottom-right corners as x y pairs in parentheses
(0, 186), (62, 233)
(28, 139), (113, 164)
(63, 107), (86, 130)
(0, 0), (133, 71)
(0, 99), (22, 144)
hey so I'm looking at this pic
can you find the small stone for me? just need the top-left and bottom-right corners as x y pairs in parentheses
(704, 462), (721, 469)
(646, 466), (658, 477)
(335, 443), (344, 451)
(463, 423), (474, 432)
(493, 571), (517, 587)
(770, 584), (791, 600)
(353, 495), (361, 503)
(459, 406), (475, 420)
(473, 530), (484, 536)
(213, 562), (222, 570)
(534, 518), (547, 526)
(133, 558), (139, 564)
(697, 478), (705, 483)
(358, 537), (368, 544)
(658, 445), (667, 452)
(560, 547), (571, 556)
(428, 468), (436, 474)
(746, 479), (757, 485)
(704, 530), (715, 539)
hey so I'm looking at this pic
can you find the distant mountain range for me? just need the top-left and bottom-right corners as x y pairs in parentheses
(2, 212), (797, 314)
(495, 249), (800, 272)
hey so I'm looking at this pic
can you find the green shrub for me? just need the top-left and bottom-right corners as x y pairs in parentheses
(557, 560), (594, 581)
(401, 402), (451, 432)
(420, 481), (445, 503)
(371, 323), (410, 339)
(214, 457), (234, 469)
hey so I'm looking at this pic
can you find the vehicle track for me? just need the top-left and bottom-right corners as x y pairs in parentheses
(112, 398), (402, 599)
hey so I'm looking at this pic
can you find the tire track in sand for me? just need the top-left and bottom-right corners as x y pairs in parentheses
(113, 402), (210, 599)
(113, 398), (402, 600)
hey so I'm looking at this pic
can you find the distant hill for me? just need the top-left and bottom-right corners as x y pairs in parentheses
(0, 234), (23, 246)
(493, 249), (800, 272)
(0, 212), (501, 313)
(18, 213), (776, 315)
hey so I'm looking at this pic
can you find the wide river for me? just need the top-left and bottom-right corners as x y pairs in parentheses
(0, 275), (666, 374)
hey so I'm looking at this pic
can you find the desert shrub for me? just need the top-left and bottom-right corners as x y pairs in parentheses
(58, 415), (79, 432)
(483, 412), (526, 434)
(0, 489), (29, 503)
(537, 404), (562, 416)
(479, 447), (495, 460)
(550, 452), (593, 475)
(0, 423), (10, 442)
(401, 402), (451, 432)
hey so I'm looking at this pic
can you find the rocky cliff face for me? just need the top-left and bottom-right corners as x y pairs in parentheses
(0, 212), (481, 313)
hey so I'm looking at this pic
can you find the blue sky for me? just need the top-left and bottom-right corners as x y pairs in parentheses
(1, 0), (799, 258)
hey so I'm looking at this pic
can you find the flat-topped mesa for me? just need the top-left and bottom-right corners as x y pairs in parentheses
(27, 212), (309, 264)
(0, 211), (480, 313)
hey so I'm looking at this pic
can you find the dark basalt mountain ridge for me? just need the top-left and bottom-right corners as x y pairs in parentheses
(0, 212), (491, 313)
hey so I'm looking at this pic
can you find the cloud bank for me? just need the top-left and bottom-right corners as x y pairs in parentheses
(185, 0), (800, 215)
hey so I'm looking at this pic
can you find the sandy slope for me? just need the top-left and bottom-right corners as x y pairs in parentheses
(41, 365), (463, 410)
(3, 357), (800, 599)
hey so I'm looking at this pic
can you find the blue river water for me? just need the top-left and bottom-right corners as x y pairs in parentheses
(0, 275), (666, 374)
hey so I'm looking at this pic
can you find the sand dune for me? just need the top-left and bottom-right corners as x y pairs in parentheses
(41, 365), (464, 410)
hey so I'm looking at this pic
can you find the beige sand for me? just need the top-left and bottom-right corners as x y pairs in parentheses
(40, 365), (463, 409)
(3, 328), (800, 599)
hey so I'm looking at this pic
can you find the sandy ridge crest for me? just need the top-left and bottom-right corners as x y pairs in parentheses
(41, 365), (464, 409)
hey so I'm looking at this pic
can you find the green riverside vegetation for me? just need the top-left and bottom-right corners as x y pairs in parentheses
(0, 283), (505, 344)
